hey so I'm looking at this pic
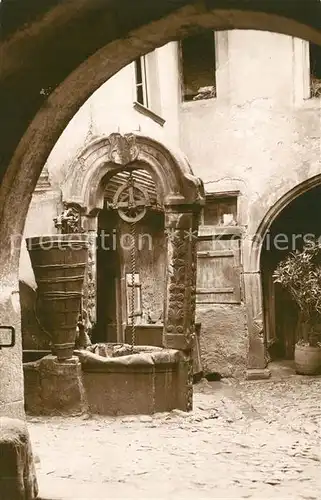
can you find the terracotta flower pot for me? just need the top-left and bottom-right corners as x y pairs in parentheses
(26, 234), (89, 361)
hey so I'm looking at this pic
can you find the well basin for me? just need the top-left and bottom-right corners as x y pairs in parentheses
(23, 344), (191, 416)
(77, 344), (188, 415)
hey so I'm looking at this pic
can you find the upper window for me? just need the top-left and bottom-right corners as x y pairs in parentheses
(180, 30), (217, 102)
(202, 194), (238, 226)
(309, 42), (321, 98)
(135, 56), (149, 107)
(134, 51), (161, 115)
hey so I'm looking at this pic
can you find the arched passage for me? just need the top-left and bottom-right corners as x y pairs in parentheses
(260, 181), (321, 362)
(1, 1), (321, 416)
(250, 173), (321, 272)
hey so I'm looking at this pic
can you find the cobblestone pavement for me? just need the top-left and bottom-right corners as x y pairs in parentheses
(28, 375), (321, 500)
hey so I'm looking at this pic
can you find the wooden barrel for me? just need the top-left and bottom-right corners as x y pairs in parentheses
(26, 234), (89, 361)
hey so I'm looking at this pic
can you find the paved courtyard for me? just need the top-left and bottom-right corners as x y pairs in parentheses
(28, 369), (321, 500)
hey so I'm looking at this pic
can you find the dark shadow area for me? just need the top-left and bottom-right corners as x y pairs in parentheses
(261, 184), (321, 361)
(205, 372), (222, 382)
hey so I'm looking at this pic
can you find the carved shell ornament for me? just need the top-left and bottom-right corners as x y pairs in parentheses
(108, 133), (139, 166)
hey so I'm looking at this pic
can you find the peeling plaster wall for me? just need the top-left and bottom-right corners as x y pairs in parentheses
(180, 100), (321, 238)
(180, 30), (321, 377)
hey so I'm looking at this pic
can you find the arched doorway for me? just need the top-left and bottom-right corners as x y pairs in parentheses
(61, 130), (203, 357)
(261, 183), (321, 362)
(95, 168), (166, 345)
(1, 1), (321, 417)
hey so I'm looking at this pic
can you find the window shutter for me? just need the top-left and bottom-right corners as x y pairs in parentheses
(196, 238), (241, 304)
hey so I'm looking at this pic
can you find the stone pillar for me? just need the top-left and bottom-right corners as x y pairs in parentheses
(0, 417), (38, 499)
(0, 280), (25, 419)
(243, 271), (271, 380)
(82, 216), (97, 334)
(163, 207), (199, 411)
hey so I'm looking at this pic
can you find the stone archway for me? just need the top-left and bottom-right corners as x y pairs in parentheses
(61, 133), (204, 212)
(242, 174), (321, 376)
(60, 132), (204, 409)
(1, 0), (321, 417)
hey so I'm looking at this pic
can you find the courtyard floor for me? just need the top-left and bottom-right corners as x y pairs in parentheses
(28, 366), (321, 500)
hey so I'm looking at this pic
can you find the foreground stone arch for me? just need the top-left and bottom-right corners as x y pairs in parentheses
(1, 0), (321, 416)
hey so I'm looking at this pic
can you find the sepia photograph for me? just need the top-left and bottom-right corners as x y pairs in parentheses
(0, 1), (320, 499)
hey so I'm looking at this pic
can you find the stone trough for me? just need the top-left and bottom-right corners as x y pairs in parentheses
(24, 344), (190, 416)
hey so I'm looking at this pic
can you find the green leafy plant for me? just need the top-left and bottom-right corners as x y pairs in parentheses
(272, 242), (321, 346)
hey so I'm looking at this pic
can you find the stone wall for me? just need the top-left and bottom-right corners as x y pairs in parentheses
(196, 304), (248, 378)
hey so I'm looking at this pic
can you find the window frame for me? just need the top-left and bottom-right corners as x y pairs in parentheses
(180, 30), (217, 103)
(135, 56), (149, 108)
(200, 191), (240, 227)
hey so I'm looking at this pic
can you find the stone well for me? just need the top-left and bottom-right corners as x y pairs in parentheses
(23, 344), (191, 416)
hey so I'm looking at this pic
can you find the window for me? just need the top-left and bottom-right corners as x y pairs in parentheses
(309, 42), (321, 98)
(135, 57), (148, 107)
(134, 51), (162, 116)
(202, 194), (238, 226)
(181, 30), (216, 101)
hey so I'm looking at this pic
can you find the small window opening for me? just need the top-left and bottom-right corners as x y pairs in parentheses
(181, 30), (216, 102)
(309, 43), (321, 98)
(203, 195), (238, 226)
(135, 57), (148, 107)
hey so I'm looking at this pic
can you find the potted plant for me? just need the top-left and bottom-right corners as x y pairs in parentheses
(273, 241), (321, 375)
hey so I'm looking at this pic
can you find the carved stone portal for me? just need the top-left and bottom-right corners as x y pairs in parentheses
(57, 133), (204, 411)
(62, 133), (203, 214)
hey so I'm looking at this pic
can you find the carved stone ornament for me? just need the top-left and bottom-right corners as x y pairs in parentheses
(82, 231), (97, 333)
(53, 206), (84, 234)
(252, 312), (264, 338)
(107, 133), (139, 166)
(163, 211), (199, 351)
